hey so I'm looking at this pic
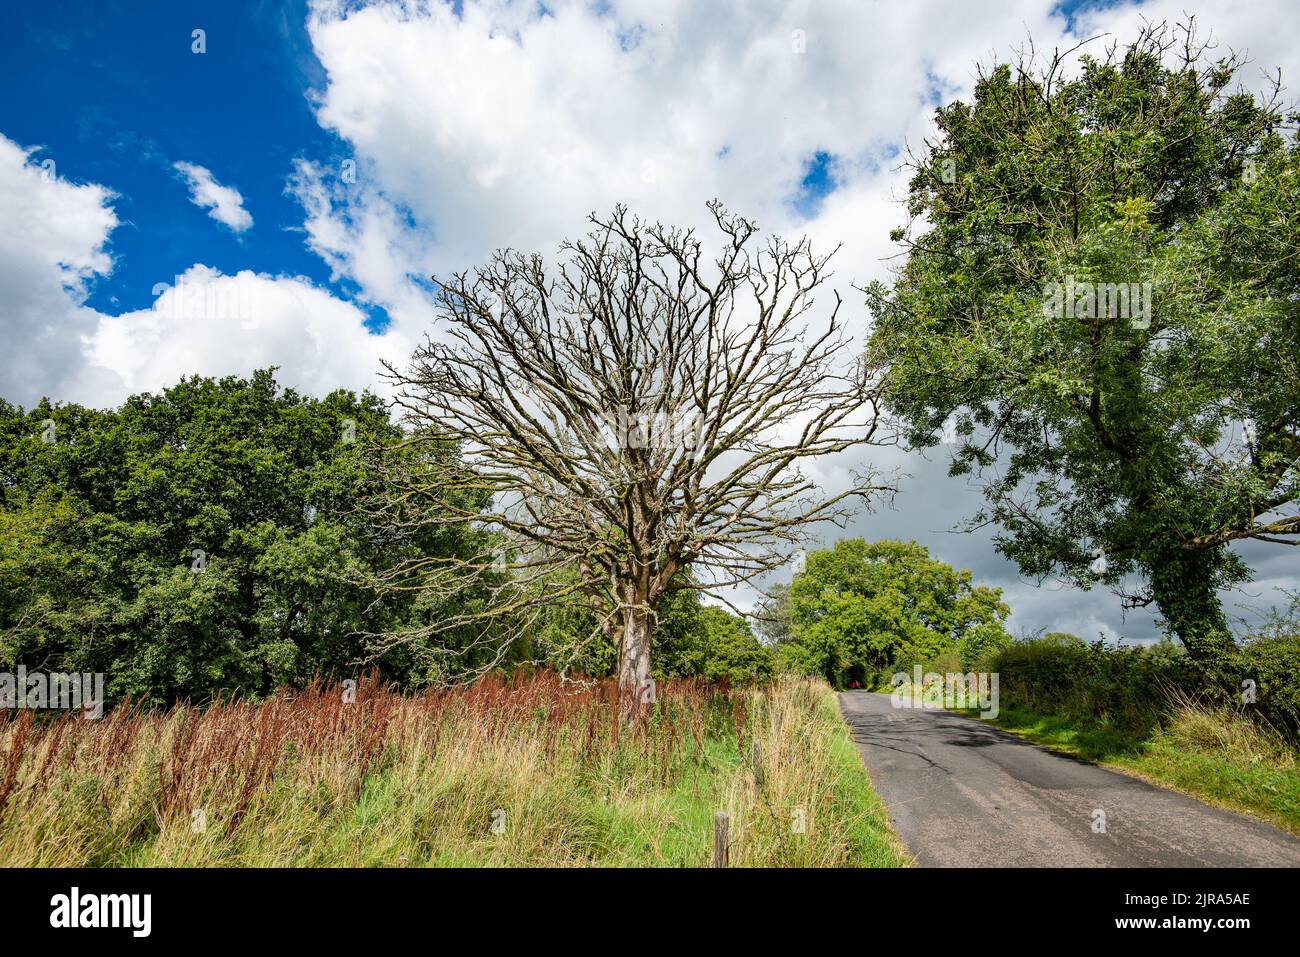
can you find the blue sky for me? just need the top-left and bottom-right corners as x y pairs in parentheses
(0, 0), (842, 331)
(0, 0), (1129, 343)
(0, 0), (348, 315)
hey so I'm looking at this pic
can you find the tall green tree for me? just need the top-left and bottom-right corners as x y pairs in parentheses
(654, 595), (772, 683)
(865, 22), (1299, 675)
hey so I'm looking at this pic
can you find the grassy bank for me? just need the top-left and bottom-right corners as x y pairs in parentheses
(968, 699), (1300, 836)
(0, 673), (906, 867)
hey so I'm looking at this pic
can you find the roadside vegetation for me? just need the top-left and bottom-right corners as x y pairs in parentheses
(0, 674), (907, 868)
(0, 371), (775, 706)
(954, 628), (1300, 835)
(982, 698), (1300, 836)
(864, 21), (1300, 686)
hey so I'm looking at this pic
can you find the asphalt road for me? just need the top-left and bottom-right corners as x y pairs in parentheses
(840, 690), (1300, 867)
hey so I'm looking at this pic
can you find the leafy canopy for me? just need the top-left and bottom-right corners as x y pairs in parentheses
(775, 539), (1011, 685)
(864, 22), (1299, 665)
(0, 370), (489, 706)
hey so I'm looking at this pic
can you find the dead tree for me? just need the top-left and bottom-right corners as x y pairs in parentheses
(369, 202), (892, 709)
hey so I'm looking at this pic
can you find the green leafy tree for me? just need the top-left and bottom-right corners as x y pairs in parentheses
(656, 600), (773, 682)
(957, 621), (1015, 671)
(0, 370), (489, 706)
(780, 538), (1010, 685)
(865, 22), (1299, 676)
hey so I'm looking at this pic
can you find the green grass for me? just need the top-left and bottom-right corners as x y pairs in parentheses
(0, 674), (908, 867)
(819, 693), (913, 867)
(963, 701), (1300, 836)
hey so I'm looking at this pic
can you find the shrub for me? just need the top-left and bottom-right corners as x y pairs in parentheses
(989, 637), (1196, 735)
(989, 632), (1300, 740)
(1238, 635), (1300, 737)
(957, 621), (1014, 671)
(657, 606), (774, 683)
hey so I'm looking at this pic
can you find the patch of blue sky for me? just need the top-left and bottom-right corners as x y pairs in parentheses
(790, 150), (838, 219)
(1052, 0), (1130, 35)
(0, 0), (369, 320)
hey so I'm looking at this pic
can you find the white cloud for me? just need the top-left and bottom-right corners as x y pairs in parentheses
(81, 265), (409, 405)
(296, 0), (1300, 316)
(173, 160), (254, 234)
(298, 0), (1074, 288)
(0, 132), (399, 410)
(289, 158), (436, 329)
(0, 134), (118, 404)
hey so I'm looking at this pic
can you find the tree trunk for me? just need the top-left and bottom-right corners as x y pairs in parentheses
(1148, 548), (1237, 684)
(616, 598), (653, 721)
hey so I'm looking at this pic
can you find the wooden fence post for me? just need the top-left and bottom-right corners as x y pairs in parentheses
(713, 811), (730, 868)
(753, 738), (764, 792)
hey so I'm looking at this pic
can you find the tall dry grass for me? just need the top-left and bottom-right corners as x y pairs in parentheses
(0, 674), (905, 867)
(1161, 689), (1298, 769)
